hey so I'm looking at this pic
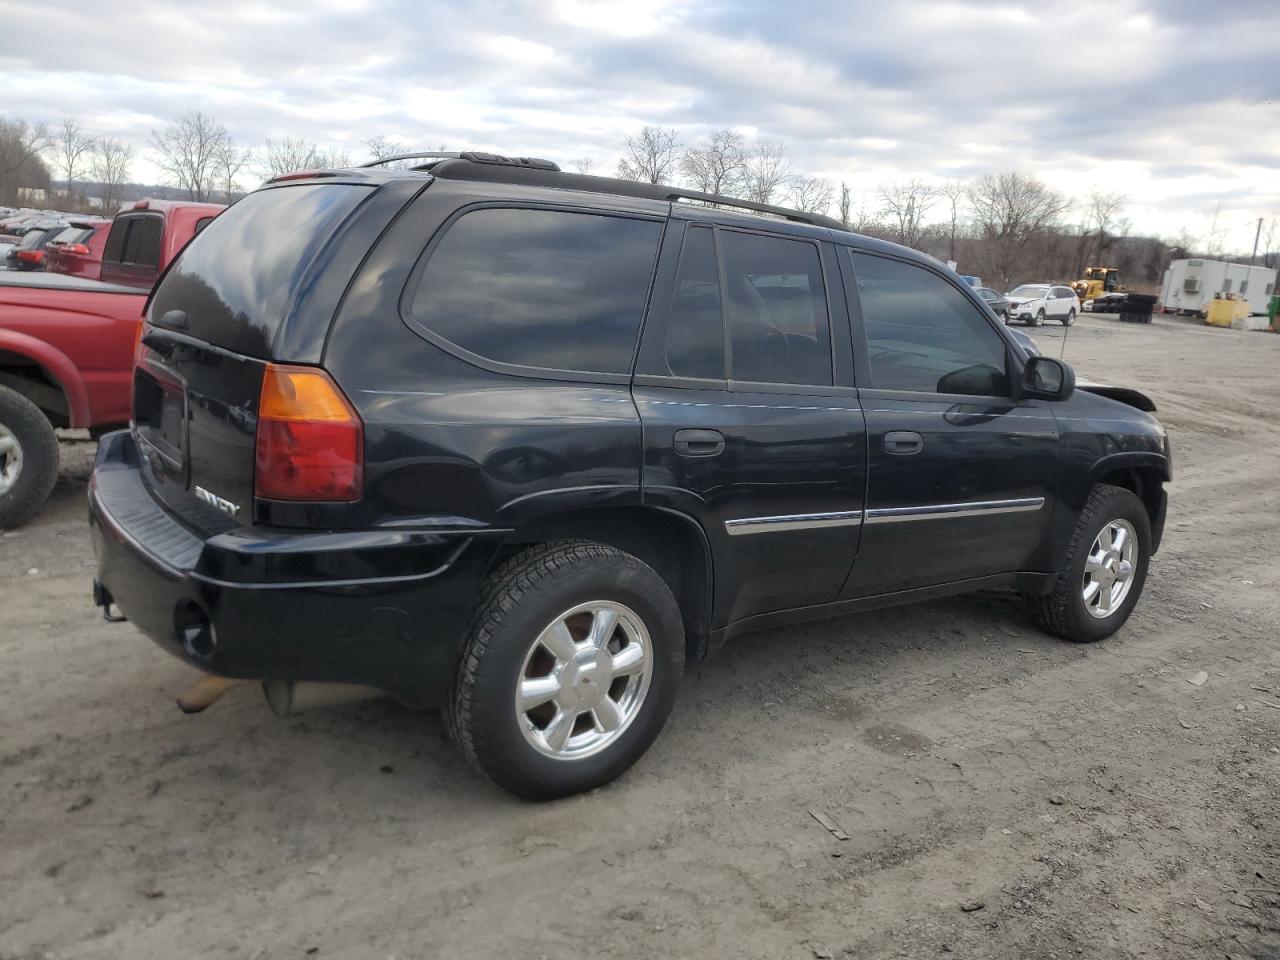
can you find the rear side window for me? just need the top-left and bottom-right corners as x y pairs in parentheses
(850, 251), (1010, 397)
(664, 226), (724, 379)
(408, 208), (662, 376)
(151, 184), (372, 358)
(720, 230), (831, 386)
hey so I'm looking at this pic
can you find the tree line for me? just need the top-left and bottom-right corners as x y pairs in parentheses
(4, 112), (1274, 290)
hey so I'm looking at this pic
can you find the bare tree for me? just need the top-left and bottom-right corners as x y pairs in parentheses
(215, 143), (250, 202)
(90, 136), (134, 210)
(55, 119), (94, 199)
(0, 117), (52, 205)
(680, 129), (745, 196)
(939, 180), (967, 263)
(616, 126), (681, 184)
(570, 157), (594, 175)
(365, 135), (406, 161)
(1080, 190), (1128, 270)
(314, 148), (351, 169)
(1204, 202), (1226, 259)
(966, 172), (1069, 288)
(838, 181), (852, 229)
(787, 177), (833, 215)
(255, 137), (322, 179)
(742, 139), (791, 205)
(150, 112), (233, 202)
(880, 178), (937, 249)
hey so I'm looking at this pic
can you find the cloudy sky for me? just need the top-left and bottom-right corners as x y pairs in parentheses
(1, 0), (1276, 250)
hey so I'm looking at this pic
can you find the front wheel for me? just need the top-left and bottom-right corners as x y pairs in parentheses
(1034, 309), (1046, 327)
(0, 385), (60, 529)
(1063, 309), (1076, 326)
(1030, 484), (1151, 643)
(449, 541), (684, 799)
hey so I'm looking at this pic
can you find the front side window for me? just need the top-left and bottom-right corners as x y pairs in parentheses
(408, 208), (662, 376)
(720, 230), (832, 386)
(849, 251), (1010, 397)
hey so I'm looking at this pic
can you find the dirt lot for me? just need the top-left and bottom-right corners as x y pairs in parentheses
(2, 313), (1279, 960)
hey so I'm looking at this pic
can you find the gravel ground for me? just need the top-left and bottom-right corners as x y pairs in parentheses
(2, 313), (1279, 960)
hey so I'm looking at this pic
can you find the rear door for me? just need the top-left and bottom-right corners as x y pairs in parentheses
(838, 249), (1059, 596)
(634, 216), (867, 628)
(134, 182), (377, 533)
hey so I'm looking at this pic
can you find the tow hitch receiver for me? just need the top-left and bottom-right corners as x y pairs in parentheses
(92, 579), (127, 623)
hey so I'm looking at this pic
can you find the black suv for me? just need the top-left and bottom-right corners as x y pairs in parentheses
(90, 153), (1170, 799)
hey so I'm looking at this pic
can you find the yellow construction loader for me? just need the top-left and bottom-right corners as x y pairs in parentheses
(1072, 266), (1123, 303)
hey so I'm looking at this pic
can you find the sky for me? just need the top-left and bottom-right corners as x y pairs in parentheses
(1, 0), (1276, 252)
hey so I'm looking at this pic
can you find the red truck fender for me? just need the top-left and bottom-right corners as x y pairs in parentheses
(0, 328), (92, 428)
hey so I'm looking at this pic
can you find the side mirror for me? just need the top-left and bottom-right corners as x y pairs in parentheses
(1021, 356), (1075, 401)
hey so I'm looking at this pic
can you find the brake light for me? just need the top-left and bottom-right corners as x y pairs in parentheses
(63, 242), (90, 256)
(16, 250), (42, 263)
(255, 364), (363, 502)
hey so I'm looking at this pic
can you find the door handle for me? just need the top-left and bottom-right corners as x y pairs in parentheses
(884, 430), (924, 455)
(673, 428), (725, 458)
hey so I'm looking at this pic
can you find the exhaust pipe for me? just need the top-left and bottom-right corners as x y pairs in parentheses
(176, 674), (245, 714)
(262, 680), (383, 717)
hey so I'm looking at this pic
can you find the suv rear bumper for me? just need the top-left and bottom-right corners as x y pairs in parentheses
(88, 431), (501, 708)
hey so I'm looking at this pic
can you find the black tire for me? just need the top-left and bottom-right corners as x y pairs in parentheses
(449, 541), (684, 800)
(1063, 309), (1076, 326)
(1034, 309), (1046, 327)
(0, 385), (59, 530)
(1030, 484), (1151, 643)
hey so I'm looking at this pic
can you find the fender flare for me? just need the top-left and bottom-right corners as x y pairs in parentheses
(0, 329), (90, 427)
(1089, 451), (1171, 485)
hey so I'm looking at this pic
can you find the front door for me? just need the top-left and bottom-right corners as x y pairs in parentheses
(634, 218), (867, 628)
(838, 249), (1060, 597)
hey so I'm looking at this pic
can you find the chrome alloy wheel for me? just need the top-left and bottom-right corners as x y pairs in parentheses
(0, 424), (23, 496)
(1081, 518), (1137, 619)
(515, 601), (652, 760)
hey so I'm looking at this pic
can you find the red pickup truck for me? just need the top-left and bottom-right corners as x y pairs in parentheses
(0, 199), (224, 527)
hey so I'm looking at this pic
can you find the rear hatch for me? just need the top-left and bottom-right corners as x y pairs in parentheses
(133, 182), (375, 533)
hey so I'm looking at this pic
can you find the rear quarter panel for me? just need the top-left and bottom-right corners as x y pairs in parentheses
(0, 278), (144, 426)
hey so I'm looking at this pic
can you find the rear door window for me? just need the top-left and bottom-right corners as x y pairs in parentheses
(663, 226), (724, 379)
(121, 215), (163, 266)
(407, 208), (663, 376)
(720, 230), (832, 386)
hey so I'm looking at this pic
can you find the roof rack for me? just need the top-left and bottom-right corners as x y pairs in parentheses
(360, 151), (560, 172)
(423, 157), (843, 230)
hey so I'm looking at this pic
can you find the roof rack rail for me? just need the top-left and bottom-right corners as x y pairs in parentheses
(424, 158), (844, 231)
(360, 151), (560, 172)
(660, 187), (841, 230)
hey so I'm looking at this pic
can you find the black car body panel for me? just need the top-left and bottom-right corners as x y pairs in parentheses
(90, 160), (1171, 708)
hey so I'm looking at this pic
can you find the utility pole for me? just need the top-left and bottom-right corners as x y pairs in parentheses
(1251, 216), (1263, 265)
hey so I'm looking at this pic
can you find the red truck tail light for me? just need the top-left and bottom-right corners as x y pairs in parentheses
(255, 364), (363, 502)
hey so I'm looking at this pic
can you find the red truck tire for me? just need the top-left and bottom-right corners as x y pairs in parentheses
(0, 384), (59, 529)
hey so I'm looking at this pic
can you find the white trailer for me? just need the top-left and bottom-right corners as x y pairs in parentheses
(1160, 259), (1277, 316)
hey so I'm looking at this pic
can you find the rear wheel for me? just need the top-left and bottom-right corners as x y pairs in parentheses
(449, 541), (684, 799)
(1034, 309), (1046, 327)
(1063, 309), (1076, 326)
(1030, 484), (1151, 643)
(0, 385), (59, 529)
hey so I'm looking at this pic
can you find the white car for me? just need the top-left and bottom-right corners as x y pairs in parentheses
(1005, 283), (1080, 327)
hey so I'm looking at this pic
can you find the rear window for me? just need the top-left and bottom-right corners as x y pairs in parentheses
(151, 184), (372, 358)
(407, 208), (663, 376)
(50, 226), (89, 245)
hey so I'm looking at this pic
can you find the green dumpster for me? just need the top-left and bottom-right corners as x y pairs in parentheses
(1270, 295), (1280, 331)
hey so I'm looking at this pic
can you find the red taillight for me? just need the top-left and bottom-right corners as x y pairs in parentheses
(254, 364), (363, 502)
(63, 242), (90, 256)
(16, 250), (42, 263)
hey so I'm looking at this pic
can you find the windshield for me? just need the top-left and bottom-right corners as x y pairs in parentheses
(1010, 285), (1049, 298)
